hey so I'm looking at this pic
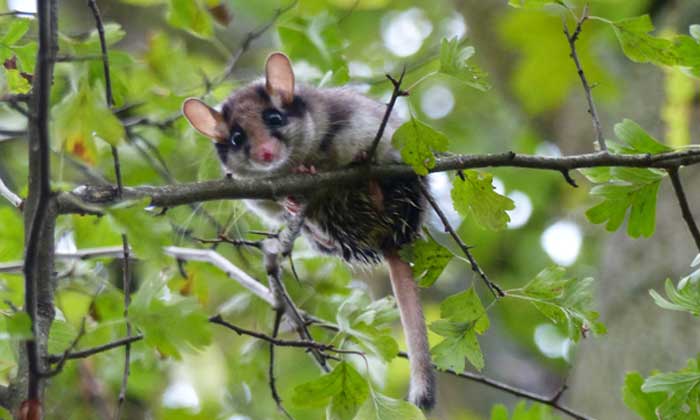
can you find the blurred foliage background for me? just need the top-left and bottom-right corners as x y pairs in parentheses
(0, 0), (699, 419)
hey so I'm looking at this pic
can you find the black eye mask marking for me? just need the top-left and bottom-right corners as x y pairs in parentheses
(262, 109), (288, 128)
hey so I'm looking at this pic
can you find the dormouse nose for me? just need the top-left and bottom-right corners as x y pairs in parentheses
(252, 139), (281, 163)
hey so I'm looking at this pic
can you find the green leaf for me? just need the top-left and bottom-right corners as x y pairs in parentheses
(52, 81), (125, 163)
(438, 37), (490, 91)
(508, 267), (606, 342)
(399, 231), (453, 287)
(12, 42), (37, 73)
(59, 23), (126, 55)
(622, 372), (666, 420)
(431, 329), (483, 371)
(335, 292), (400, 361)
(0, 312), (32, 340)
(581, 120), (666, 238)
(391, 117), (449, 176)
(641, 358), (700, 419)
(490, 401), (562, 419)
(5, 69), (30, 94)
(429, 288), (489, 371)
(1, 19), (31, 46)
(105, 198), (171, 263)
(292, 361), (369, 420)
(353, 391), (426, 420)
(650, 273), (700, 315)
(129, 276), (212, 359)
(167, 0), (214, 39)
(278, 13), (346, 73)
(613, 119), (672, 154)
(610, 15), (679, 66)
(451, 170), (515, 231)
(507, 0), (563, 8)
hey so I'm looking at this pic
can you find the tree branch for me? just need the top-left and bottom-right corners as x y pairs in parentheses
(396, 352), (592, 420)
(115, 234), (132, 420)
(667, 167), (700, 253)
(164, 246), (275, 305)
(55, 150), (700, 214)
(21, 0), (58, 410)
(0, 246), (130, 274)
(0, 175), (23, 208)
(563, 5), (606, 152)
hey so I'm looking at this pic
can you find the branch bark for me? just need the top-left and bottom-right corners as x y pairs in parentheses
(18, 0), (58, 414)
(55, 150), (700, 214)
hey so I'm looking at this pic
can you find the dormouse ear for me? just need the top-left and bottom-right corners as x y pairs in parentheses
(265, 52), (295, 106)
(182, 98), (228, 142)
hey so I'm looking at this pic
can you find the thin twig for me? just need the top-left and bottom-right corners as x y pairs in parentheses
(211, 0), (298, 87)
(41, 319), (86, 377)
(0, 175), (23, 208)
(87, 0), (113, 107)
(0, 129), (26, 137)
(0, 11), (36, 17)
(668, 167), (700, 252)
(268, 310), (295, 420)
(366, 69), (408, 162)
(47, 335), (144, 363)
(87, 0), (124, 199)
(418, 182), (504, 297)
(192, 234), (263, 249)
(563, 5), (606, 152)
(396, 352), (593, 420)
(262, 215), (331, 371)
(114, 234), (132, 420)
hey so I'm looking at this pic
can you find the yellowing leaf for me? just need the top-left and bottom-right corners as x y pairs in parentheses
(53, 82), (125, 163)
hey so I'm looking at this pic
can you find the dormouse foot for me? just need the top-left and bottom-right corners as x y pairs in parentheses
(283, 196), (302, 215)
(293, 164), (317, 174)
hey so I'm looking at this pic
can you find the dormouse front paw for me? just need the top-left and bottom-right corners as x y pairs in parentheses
(292, 164), (317, 174)
(283, 196), (302, 215)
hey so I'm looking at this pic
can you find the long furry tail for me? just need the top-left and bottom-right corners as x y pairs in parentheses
(384, 249), (436, 410)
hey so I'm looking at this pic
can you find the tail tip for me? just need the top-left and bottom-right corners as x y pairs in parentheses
(409, 374), (436, 411)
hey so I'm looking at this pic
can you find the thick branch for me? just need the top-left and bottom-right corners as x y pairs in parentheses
(21, 0), (58, 410)
(55, 150), (700, 213)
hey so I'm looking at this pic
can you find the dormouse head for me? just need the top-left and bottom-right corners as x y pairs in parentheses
(182, 52), (312, 178)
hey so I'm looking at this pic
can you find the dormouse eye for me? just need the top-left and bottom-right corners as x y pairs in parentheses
(262, 109), (287, 127)
(229, 127), (245, 148)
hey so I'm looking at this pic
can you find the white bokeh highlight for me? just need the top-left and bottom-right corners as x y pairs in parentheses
(506, 190), (532, 229)
(534, 324), (572, 361)
(7, 0), (36, 13)
(382, 8), (433, 57)
(421, 84), (455, 120)
(540, 220), (583, 266)
(162, 380), (200, 411)
(428, 172), (462, 228)
(440, 12), (467, 39)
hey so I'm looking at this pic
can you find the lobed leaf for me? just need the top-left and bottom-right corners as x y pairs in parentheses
(292, 361), (369, 420)
(508, 267), (606, 342)
(399, 231), (453, 287)
(451, 170), (515, 231)
(391, 117), (449, 176)
(438, 37), (491, 91)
